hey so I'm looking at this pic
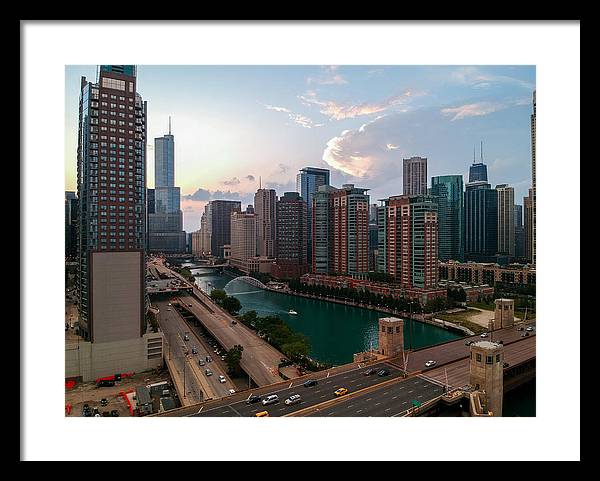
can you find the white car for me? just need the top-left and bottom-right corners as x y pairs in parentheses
(526, 326), (534, 332)
(480, 332), (488, 338)
(218, 375), (226, 383)
(424, 360), (437, 368)
(284, 394), (302, 406)
(228, 389), (236, 395)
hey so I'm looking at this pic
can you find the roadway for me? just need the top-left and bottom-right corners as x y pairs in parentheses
(155, 300), (235, 400)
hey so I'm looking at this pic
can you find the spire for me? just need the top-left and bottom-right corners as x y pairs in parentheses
(168, 116), (171, 135)
(480, 140), (483, 162)
(473, 144), (476, 164)
(259, 176), (262, 190)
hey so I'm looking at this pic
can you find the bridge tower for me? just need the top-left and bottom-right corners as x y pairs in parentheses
(377, 317), (404, 358)
(494, 298), (515, 328)
(469, 341), (504, 416)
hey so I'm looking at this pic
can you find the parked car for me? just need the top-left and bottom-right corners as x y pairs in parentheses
(363, 368), (377, 376)
(262, 394), (279, 406)
(377, 368), (390, 377)
(303, 379), (318, 388)
(246, 395), (261, 404)
(285, 394), (302, 406)
(424, 360), (437, 368)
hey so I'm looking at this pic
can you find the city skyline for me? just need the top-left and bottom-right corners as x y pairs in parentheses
(65, 65), (536, 232)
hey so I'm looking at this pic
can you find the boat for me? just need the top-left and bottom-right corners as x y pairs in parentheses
(288, 309), (298, 315)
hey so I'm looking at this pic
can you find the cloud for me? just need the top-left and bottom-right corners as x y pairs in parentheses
(299, 89), (421, 121)
(245, 175), (255, 182)
(386, 143), (400, 150)
(262, 102), (323, 128)
(307, 65), (348, 85)
(441, 102), (504, 121)
(451, 66), (535, 90)
(264, 104), (291, 113)
(222, 177), (241, 186)
(183, 187), (253, 204)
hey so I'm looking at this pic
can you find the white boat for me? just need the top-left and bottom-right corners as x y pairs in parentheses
(288, 309), (298, 315)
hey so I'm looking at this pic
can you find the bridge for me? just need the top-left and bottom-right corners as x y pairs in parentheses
(224, 276), (267, 290)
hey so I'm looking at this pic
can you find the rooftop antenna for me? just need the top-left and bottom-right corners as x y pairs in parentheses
(480, 140), (484, 163)
(473, 144), (476, 164)
(259, 176), (262, 190)
(169, 116), (172, 135)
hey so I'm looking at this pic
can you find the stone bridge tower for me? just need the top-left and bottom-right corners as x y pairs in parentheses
(377, 317), (404, 358)
(469, 341), (504, 416)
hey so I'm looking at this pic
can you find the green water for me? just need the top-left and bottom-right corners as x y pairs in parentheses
(503, 380), (536, 417)
(189, 267), (461, 365)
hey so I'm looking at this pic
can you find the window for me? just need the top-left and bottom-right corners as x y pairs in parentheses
(496, 354), (501, 363)
(486, 355), (493, 365)
(101, 77), (126, 91)
(476, 353), (482, 362)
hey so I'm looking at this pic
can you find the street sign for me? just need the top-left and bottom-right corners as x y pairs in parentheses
(411, 400), (422, 408)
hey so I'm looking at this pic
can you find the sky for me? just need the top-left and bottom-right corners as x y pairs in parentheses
(65, 65), (535, 232)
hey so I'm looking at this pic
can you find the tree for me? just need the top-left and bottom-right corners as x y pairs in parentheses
(225, 344), (244, 375)
(221, 296), (242, 315)
(210, 289), (227, 304)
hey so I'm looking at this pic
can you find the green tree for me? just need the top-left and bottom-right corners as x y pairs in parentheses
(210, 289), (227, 304)
(225, 344), (244, 375)
(221, 296), (242, 315)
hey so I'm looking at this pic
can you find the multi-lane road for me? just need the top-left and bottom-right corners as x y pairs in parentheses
(155, 300), (236, 400)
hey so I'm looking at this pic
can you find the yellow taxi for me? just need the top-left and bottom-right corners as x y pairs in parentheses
(334, 387), (349, 397)
(255, 411), (269, 417)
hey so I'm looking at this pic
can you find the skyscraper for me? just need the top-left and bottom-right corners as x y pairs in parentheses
(431, 175), (464, 262)
(524, 191), (533, 263)
(296, 167), (330, 265)
(148, 119), (186, 253)
(312, 184), (369, 277)
(254, 188), (277, 258)
(469, 143), (488, 183)
(378, 195), (439, 288)
(207, 200), (241, 258)
(403, 156), (428, 196)
(274, 192), (308, 279)
(496, 184), (515, 258)
(230, 207), (257, 266)
(514, 204), (525, 261)
(76, 65), (147, 343)
(65, 191), (78, 258)
(464, 181), (498, 263)
(531, 90), (536, 265)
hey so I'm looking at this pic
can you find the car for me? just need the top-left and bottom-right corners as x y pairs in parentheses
(363, 368), (377, 376)
(220, 355), (226, 361)
(524, 332), (530, 337)
(377, 369), (390, 377)
(285, 394), (302, 406)
(92, 407), (100, 416)
(188, 304), (193, 307)
(213, 348), (219, 353)
(228, 389), (236, 395)
(100, 398), (108, 406)
(82, 408), (92, 417)
(498, 340), (504, 345)
(526, 326), (534, 332)
(480, 332), (488, 338)
(465, 340), (474, 346)
(334, 388), (348, 397)
(255, 411), (269, 417)
(198, 360), (205, 366)
(94, 413), (101, 417)
(262, 394), (279, 406)
(191, 347), (198, 354)
(246, 395), (261, 404)
(183, 335), (189, 341)
(231, 320), (237, 325)
(303, 379), (318, 388)
(517, 326), (524, 331)
(110, 410), (119, 417)
(218, 375), (226, 383)
(205, 369), (213, 376)
(168, 303), (172, 306)
(166, 308), (171, 311)
(206, 356), (213, 362)
(503, 362), (510, 368)
(424, 360), (437, 368)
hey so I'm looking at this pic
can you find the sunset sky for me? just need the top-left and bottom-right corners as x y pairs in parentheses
(65, 65), (535, 232)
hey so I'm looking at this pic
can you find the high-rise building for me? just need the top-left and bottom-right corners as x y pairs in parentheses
(207, 200), (241, 258)
(254, 188), (277, 258)
(531, 90), (536, 266)
(496, 184), (515, 258)
(524, 190), (534, 263)
(274, 192), (308, 279)
(296, 167), (330, 265)
(464, 181), (498, 263)
(378, 195), (439, 288)
(230, 207), (257, 264)
(312, 184), (370, 277)
(148, 120), (186, 253)
(65, 192), (78, 258)
(76, 65), (147, 343)
(469, 143), (488, 183)
(431, 175), (464, 262)
(403, 156), (428, 196)
(514, 204), (525, 261)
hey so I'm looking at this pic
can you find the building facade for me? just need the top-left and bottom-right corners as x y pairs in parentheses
(254, 188), (277, 258)
(496, 184), (515, 258)
(464, 181), (498, 263)
(230, 207), (257, 264)
(207, 200), (241, 258)
(274, 192), (308, 279)
(296, 167), (330, 266)
(514, 204), (525, 261)
(403, 156), (428, 196)
(524, 190), (534, 263)
(439, 260), (536, 286)
(65, 191), (78, 258)
(531, 90), (536, 266)
(431, 175), (464, 262)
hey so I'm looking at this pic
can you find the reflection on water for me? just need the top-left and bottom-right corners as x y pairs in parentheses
(191, 268), (460, 365)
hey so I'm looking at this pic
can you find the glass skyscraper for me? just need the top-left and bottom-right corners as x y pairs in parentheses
(464, 181), (498, 262)
(431, 175), (464, 262)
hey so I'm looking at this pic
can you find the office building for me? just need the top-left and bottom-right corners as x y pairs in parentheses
(230, 207), (257, 265)
(431, 175), (464, 262)
(496, 184), (515, 258)
(403, 156), (428, 196)
(531, 90), (536, 265)
(524, 190), (534, 263)
(65, 191), (78, 258)
(296, 167), (330, 266)
(469, 143), (488, 183)
(514, 204), (525, 261)
(254, 188), (277, 258)
(69, 65), (163, 381)
(378, 195), (439, 289)
(207, 200), (241, 258)
(148, 119), (186, 253)
(464, 181), (498, 263)
(274, 192), (308, 279)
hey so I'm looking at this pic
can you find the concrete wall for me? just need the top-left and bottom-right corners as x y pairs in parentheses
(65, 332), (164, 382)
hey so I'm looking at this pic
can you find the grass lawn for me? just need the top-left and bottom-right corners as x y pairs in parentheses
(467, 301), (496, 311)
(435, 309), (488, 334)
